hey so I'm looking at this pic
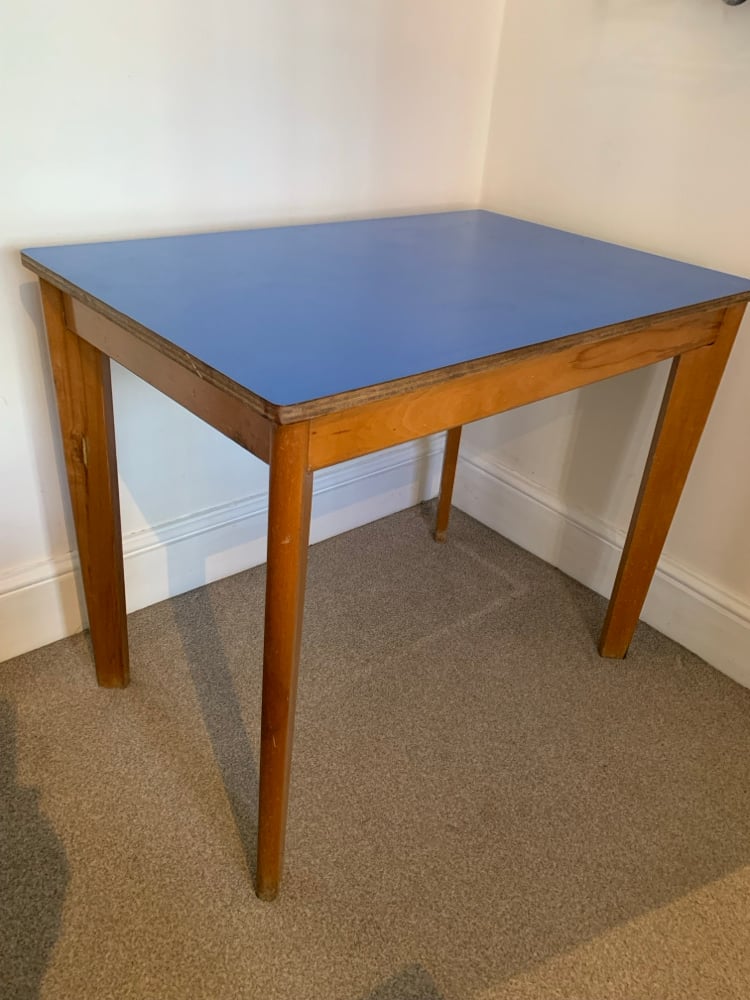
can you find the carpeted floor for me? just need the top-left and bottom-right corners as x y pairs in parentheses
(2, 504), (750, 1000)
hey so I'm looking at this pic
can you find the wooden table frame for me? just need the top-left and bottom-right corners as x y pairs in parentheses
(28, 265), (747, 900)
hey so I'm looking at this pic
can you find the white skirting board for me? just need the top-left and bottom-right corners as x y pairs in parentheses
(454, 449), (750, 690)
(0, 438), (443, 664)
(4, 435), (748, 690)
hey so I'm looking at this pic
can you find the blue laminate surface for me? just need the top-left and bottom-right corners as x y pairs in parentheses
(23, 211), (750, 406)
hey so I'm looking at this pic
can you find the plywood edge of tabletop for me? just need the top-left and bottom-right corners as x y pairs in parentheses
(306, 302), (746, 469)
(24, 269), (274, 464)
(22, 258), (279, 417)
(274, 295), (750, 423)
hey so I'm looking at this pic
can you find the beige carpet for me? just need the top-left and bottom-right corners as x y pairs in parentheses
(2, 504), (750, 1000)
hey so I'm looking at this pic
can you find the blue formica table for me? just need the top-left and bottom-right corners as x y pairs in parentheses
(22, 210), (750, 900)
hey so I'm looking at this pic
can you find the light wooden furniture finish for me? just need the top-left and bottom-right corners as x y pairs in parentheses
(435, 427), (462, 543)
(22, 211), (750, 901)
(40, 284), (129, 688)
(599, 304), (746, 656)
(257, 422), (313, 901)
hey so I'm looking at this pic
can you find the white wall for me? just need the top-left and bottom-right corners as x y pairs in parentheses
(460, 0), (750, 683)
(0, 0), (504, 661)
(5, 0), (750, 684)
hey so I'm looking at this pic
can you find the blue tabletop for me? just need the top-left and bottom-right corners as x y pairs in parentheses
(23, 211), (750, 406)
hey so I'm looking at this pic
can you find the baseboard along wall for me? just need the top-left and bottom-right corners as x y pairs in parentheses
(0, 438), (443, 663)
(3, 435), (748, 690)
(454, 448), (750, 690)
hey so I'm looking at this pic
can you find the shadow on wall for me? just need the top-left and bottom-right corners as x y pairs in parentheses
(0, 699), (69, 999)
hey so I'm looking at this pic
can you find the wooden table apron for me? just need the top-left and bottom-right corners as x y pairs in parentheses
(33, 278), (746, 901)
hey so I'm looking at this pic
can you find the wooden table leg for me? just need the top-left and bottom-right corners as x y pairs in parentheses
(40, 281), (129, 688)
(435, 426), (462, 542)
(599, 304), (746, 658)
(256, 422), (313, 900)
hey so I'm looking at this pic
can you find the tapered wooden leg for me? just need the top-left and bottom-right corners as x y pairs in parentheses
(600, 304), (746, 658)
(435, 426), (462, 542)
(256, 422), (313, 900)
(40, 281), (129, 688)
